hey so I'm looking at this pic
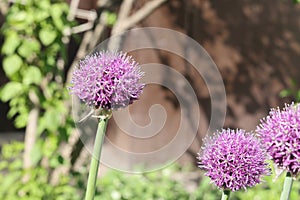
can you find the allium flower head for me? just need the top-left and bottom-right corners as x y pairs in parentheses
(256, 103), (300, 176)
(197, 129), (269, 191)
(69, 51), (144, 110)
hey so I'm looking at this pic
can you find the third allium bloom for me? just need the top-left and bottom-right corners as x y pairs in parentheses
(197, 129), (270, 191)
(257, 103), (300, 176)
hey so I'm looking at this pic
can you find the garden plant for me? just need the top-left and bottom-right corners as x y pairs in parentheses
(0, 0), (299, 200)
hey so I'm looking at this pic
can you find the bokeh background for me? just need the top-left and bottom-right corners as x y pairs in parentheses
(0, 0), (299, 199)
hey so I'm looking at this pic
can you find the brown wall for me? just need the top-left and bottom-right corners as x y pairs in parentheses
(137, 0), (300, 131)
(104, 0), (300, 166)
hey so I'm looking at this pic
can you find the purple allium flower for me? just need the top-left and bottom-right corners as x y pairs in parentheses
(256, 103), (300, 176)
(69, 51), (144, 110)
(197, 129), (270, 191)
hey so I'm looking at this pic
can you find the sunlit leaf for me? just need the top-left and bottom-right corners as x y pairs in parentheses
(23, 66), (42, 85)
(50, 3), (66, 30)
(104, 11), (117, 26)
(294, 0), (300, 4)
(30, 141), (43, 166)
(18, 39), (41, 58)
(0, 82), (23, 102)
(279, 89), (292, 98)
(15, 112), (28, 128)
(39, 29), (57, 46)
(3, 54), (23, 77)
(1, 32), (21, 55)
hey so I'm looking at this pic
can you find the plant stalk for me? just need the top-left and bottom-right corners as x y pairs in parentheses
(221, 190), (230, 200)
(280, 172), (294, 200)
(84, 118), (108, 200)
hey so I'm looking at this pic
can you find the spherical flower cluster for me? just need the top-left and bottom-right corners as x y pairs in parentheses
(256, 103), (300, 176)
(69, 51), (144, 110)
(197, 129), (269, 191)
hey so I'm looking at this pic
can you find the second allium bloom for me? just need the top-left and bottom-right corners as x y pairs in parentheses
(70, 51), (144, 110)
(198, 129), (269, 191)
(256, 103), (300, 176)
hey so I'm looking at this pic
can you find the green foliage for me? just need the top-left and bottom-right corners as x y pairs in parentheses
(103, 11), (117, 26)
(95, 164), (300, 200)
(2, 54), (23, 77)
(0, 142), (81, 200)
(191, 176), (220, 200)
(1, 147), (299, 200)
(1, 0), (74, 129)
(1, 0), (75, 166)
(95, 167), (191, 200)
(279, 79), (300, 102)
(231, 162), (300, 200)
(192, 162), (300, 200)
(0, 1), (78, 198)
(1, 82), (24, 102)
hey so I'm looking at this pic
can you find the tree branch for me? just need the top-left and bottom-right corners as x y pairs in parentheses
(113, 0), (168, 35)
(67, 0), (80, 21)
(0, 0), (9, 15)
(118, 0), (135, 20)
(23, 107), (39, 169)
(109, 0), (168, 50)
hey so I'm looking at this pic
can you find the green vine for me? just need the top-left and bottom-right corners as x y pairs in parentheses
(1, 0), (75, 168)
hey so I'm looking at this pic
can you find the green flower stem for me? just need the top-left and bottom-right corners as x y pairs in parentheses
(221, 190), (230, 200)
(84, 118), (108, 200)
(280, 172), (294, 200)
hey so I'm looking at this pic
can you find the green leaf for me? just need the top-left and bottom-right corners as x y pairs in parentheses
(15, 112), (28, 128)
(0, 171), (22, 193)
(0, 82), (23, 102)
(296, 90), (300, 102)
(34, 10), (50, 22)
(3, 54), (23, 77)
(23, 66), (42, 85)
(0, 161), (9, 171)
(279, 89), (291, 98)
(1, 32), (21, 55)
(38, 109), (62, 134)
(43, 135), (58, 158)
(104, 11), (117, 26)
(7, 10), (34, 30)
(7, 106), (18, 118)
(50, 3), (66, 30)
(39, 29), (57, 46)
(30, 141), (43, 166)
(294, 0), (300, 4)
(49, 154), (64, 168)
(17, 39), (41, 58)
(37, 0), (51, 10)
(7, 11), (27, 24)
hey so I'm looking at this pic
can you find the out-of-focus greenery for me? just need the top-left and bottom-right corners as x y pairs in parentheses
(103, 11), (117, 27)
(0, 0), (75, 167)
(0, 0), (79, 198)
(279, 80), (300, 102)
(294, 0), (300, 4)
(0, 142), (83, 200)
(231, 162), (300, 200)
(1, 142), (299, 199)
(97, 163), (299, 200)
(95, 166), (192, 200)
(191, 176), (220, 200)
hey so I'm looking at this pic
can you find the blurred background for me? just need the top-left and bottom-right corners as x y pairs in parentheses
(0, 0), (299, 199)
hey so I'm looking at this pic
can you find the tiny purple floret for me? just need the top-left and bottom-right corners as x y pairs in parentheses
(256, 103), (300, 176)
(69, 51), (144, 110)
(197, 129), (270, 191)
